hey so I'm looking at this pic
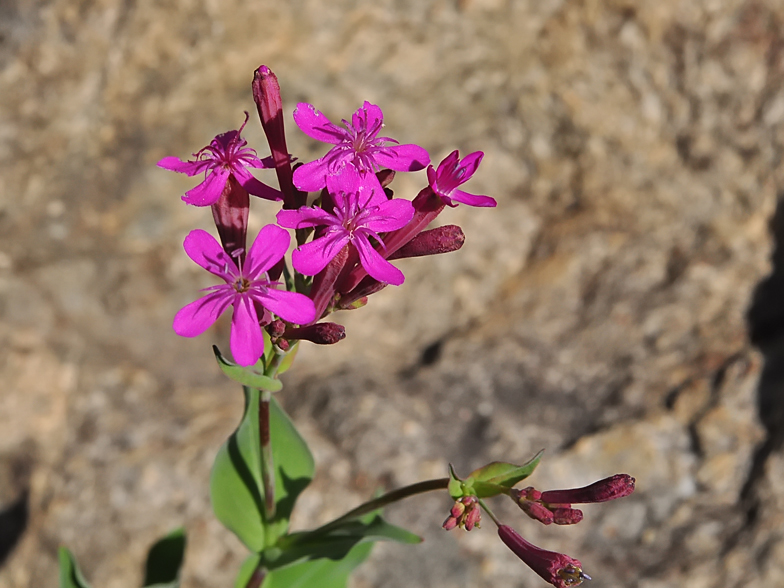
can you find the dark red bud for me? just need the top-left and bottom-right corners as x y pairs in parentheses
(541, 474), (636, 505)
(283, 322), (346, 345)
(276, 338), (290, 352)
(252, 65), (303, 208)
(377, 169), (396, 188)
(442, 516), (458, 531)
(266, 320), (286, 338)
(387, 225), (465, 260)
(551, 507), (584, 525)
(464, 506), (481, 531)
(520, 501), (554, 525)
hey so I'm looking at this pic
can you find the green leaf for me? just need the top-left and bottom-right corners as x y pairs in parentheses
(467, 450), (544, 489)
(213, 346), (283, 392)
(58, 548), (92, 588)
(211, 386), (267, 551)
(261, 542), (374, 588)
(265, 393), (315, 542)
(210, 388), (315, 551)
(448, 463), (467, 500)
(143, 528), (186, 588)
(264, 512), (420, 572)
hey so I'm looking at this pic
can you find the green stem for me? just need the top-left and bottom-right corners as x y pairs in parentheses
(259, 389), (276, 520)
(309, 477), (450, 536)
(244, 565), (267, 588)
(477, 497), (501, 527)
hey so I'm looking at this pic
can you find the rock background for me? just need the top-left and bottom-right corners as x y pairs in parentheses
(1, 0), (783, 587)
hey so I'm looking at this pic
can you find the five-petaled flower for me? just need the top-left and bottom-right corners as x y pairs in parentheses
(173, 225), (316, 366)
(427, 150), (497, 208)
(158, 113), (282, 206)
(292, 101), (430, 196)
(277, 190), (414, 286)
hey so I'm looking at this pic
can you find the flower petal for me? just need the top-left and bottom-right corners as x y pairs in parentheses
(449, 189), (497, 208)
(254, 288), (316, 325)
(182, 167), (230, 206)
(354, 101), (384, 134)
(354, 236), (405, 286)
(293, 103), (345, 144)
(277, 206), (335, 229)
(183, 229), (237, 279)
(364, 198), (414, 232)
(326, 166), (387, 207)
(293, 158), (330, 192)
(157, 156), (211, 176)
(292, 232), (350, 276)
(245, 224), (290, 278)
(173, 289), (232, 337)
(456, 151), (484, 180)
(374, 143), (430, 172)
(230, 294), (265, 366)
(233, 167), (283, 201)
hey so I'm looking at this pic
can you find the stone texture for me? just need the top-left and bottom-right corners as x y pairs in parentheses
(1, 0), (783, 587)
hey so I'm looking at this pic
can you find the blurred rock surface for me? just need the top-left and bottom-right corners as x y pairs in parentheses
(1, 0), (783, 587)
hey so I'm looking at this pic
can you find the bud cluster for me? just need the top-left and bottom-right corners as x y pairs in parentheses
(443, 460), (635, 588)
(442, 495), (481, 531)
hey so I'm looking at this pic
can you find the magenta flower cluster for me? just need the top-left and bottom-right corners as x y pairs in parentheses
(160, 66), (496, 367)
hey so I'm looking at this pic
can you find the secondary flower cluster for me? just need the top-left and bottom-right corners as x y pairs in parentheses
(444, 473), (635, 588)
(161, 65), (496, 367)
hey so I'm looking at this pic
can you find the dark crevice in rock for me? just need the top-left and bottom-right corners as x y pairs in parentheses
(0, 490), (29, 567)
(726, 195), (784, 553)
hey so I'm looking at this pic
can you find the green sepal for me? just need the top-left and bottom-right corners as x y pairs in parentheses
(277, 342), (298, 376)
(143, 527), (187, 588)
(58, 548), (92, 588)
(213, 346), (282, 392)
(210, 389), (315, 551)
(262, 512), (420, 572)
(261, 541), (373, 588)
(448, 463), (469, 500)
(466, 450), (544, 491)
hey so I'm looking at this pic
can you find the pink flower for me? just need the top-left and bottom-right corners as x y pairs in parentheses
(173, 225), (316, 366)
(427, 150), (496, 207)
(498, 525), (589, 588)
(277, 190), (414, 286)
(292, 101), (430, 195)
(158, 114), (282, 206)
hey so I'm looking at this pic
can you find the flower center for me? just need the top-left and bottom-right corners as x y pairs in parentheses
(233, 276), (251, 293)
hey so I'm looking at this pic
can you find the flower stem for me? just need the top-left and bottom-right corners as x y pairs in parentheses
(259, 388), (276, 520)
(478, 497), (502, 527)
(310, 478), (449, 536)
(244, 565), (267, 588)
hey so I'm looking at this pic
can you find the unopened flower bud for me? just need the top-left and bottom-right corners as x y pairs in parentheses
(266, 320), (286, 338)
(551, 507), (584, 526)
(497, 525), (589, 588)
(283, 322), (346, 345)
(540, 474), (635, 505)
(442, 515), (458, 531)
(387, 225), (465, 260)
(443, 496), (481, 532)
(520, 500), (554, 525)
(253, 65), (302, 208)
(377, 169), (396, 188)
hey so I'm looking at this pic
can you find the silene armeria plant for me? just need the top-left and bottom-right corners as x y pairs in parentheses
(58, 65), (636, 588)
